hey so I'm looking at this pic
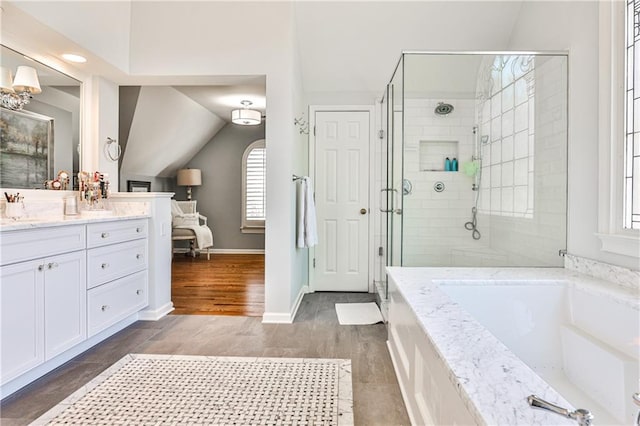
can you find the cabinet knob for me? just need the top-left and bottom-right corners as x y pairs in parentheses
(101, 305), (109, 312)
(136, 227), (142, 233)
(101, 232), (109, 239)
(101, 263), (109, 269)
(136, 254), (142, 260)
(47, 262), (58, 269)
(37, 264), (45, 271)
(136, 289), (143, 295)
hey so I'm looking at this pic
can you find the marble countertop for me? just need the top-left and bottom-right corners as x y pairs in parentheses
(385, 267), (638, 426)
(0, 212), (150, 232)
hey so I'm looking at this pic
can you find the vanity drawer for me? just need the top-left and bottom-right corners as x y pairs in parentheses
(0, 225), (85, 266)
(87, 270), (148, 337)
(86, 219), (147, 248)
(87, 240), (147, 289)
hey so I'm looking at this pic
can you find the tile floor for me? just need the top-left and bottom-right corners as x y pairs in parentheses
(0, 292), (410, 425)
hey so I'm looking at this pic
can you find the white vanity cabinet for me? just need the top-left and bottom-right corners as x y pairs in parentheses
(0, 226), (86, 385)
(0, 217), (151, 397)
(86, 219), (148, 337)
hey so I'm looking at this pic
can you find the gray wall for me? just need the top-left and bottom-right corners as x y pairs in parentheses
(181, 122), (265, 250)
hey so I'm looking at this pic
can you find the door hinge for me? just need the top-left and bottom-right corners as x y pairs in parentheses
(378, 246), (384, 257)
(313, 258), (316, 268)
(378, 130), (385, 139)
(313, 126), (316, 136)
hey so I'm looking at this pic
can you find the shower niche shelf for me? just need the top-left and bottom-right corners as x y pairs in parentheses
(419, 140), (459, 171)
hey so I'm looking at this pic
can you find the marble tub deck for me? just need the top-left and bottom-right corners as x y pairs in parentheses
(386, 266), (639, 426)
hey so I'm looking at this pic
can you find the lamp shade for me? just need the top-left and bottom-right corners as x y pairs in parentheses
(177, 169), (202, 186)
(12, 66), (41, 94)
(231, 108), (261, 126)
(0, 67), (14, 93)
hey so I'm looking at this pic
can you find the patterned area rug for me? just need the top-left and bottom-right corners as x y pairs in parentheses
(30, 354), (353, 425)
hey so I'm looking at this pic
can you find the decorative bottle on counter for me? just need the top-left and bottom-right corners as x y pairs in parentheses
(452, 158), (458, 171)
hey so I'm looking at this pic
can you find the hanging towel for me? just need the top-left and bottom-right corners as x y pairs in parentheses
(296, 177), (318, 248)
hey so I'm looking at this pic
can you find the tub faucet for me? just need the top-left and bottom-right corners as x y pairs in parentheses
(527, 395), (594, 426)
(633, 392), (640, 426)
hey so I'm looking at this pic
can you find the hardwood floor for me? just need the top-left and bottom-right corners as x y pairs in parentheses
(171, 253), (265, 316)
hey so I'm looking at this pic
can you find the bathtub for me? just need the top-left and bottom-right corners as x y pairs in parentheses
(386, 267), (639, 425)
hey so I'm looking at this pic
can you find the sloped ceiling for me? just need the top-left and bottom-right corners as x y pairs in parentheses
(293, 1), (523, 96)
(120, 86), (226, 178)
(9, 0), (523, 96)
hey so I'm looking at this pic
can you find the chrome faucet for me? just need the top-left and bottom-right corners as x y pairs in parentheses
(527, 395), (594, 426)
(633, 392), (640, 426)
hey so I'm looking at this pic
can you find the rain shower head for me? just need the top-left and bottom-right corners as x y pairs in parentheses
(434, 102), (454, 116)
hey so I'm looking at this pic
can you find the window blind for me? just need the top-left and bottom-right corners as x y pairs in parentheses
(245, 147), (266, 221)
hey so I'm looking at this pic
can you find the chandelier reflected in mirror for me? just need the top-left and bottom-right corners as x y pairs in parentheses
(0, 65), (41, 110)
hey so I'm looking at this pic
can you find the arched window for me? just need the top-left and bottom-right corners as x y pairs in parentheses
(241, 139), (266, 233)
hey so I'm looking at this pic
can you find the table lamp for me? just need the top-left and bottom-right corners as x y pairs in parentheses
(177, 168), (202, 201)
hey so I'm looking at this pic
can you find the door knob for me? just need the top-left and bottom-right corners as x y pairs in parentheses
(360, 208), (368, 215)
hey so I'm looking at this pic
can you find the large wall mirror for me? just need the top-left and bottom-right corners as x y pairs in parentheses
(1, 45), (81, 189)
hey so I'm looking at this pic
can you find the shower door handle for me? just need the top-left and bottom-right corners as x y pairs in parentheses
(379, 188), (394, 213)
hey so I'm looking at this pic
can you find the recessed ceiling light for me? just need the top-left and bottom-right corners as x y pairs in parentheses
(62, 53), (87, 63)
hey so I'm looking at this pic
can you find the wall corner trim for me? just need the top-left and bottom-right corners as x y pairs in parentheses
(262, 285), (309, 324)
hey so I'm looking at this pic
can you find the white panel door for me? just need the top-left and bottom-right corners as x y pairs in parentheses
(314, 111), (370, 291)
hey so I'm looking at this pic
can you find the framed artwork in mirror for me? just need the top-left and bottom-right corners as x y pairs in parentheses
(0, 108), (54, 188)
(127, 180), (151, 192)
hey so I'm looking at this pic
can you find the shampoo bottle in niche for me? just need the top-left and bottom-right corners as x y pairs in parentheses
(445, 157), (452, 171)
(452, 158), (458, 171)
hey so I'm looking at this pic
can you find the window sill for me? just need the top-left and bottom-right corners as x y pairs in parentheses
(241, 227), (265, 234)
(595, 232), (640, 258)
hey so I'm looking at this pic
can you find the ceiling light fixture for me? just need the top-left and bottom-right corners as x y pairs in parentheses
(0, 65), (41, 110)
(62, 53), (87, 63)
(231, 100), (261, 126)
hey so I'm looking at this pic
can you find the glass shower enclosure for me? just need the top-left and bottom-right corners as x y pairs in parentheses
(377, 52), (568, 302)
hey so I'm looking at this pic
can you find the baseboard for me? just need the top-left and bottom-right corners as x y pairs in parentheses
(211, 248), (265, 254)
(138, 302), (174, 321)
(290, 285), (308, 322)
(262, 285), (309, 324)
(1, 314), (138, 400)
(173, 248), (265, 255)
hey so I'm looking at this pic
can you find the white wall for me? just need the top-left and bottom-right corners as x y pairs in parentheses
(508, 1), (638, 270)
(126, 1), (303, 320)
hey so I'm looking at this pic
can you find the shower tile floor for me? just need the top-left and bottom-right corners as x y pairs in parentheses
(1, 292), (409, 425)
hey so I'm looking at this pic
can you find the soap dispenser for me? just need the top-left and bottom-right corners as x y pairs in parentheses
(452, 158), (458, 171)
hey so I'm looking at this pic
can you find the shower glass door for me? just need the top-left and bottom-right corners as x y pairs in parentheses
(382, 52), (568, 270)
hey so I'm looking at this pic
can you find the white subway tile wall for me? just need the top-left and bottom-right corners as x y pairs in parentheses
(373, 55), (567, 277)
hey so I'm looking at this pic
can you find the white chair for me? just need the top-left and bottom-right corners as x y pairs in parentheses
(171, 200), (213, 260)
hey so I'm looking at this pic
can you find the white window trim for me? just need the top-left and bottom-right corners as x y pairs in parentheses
(241, 139), (266, 234)
(597, 0), (640, 258)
